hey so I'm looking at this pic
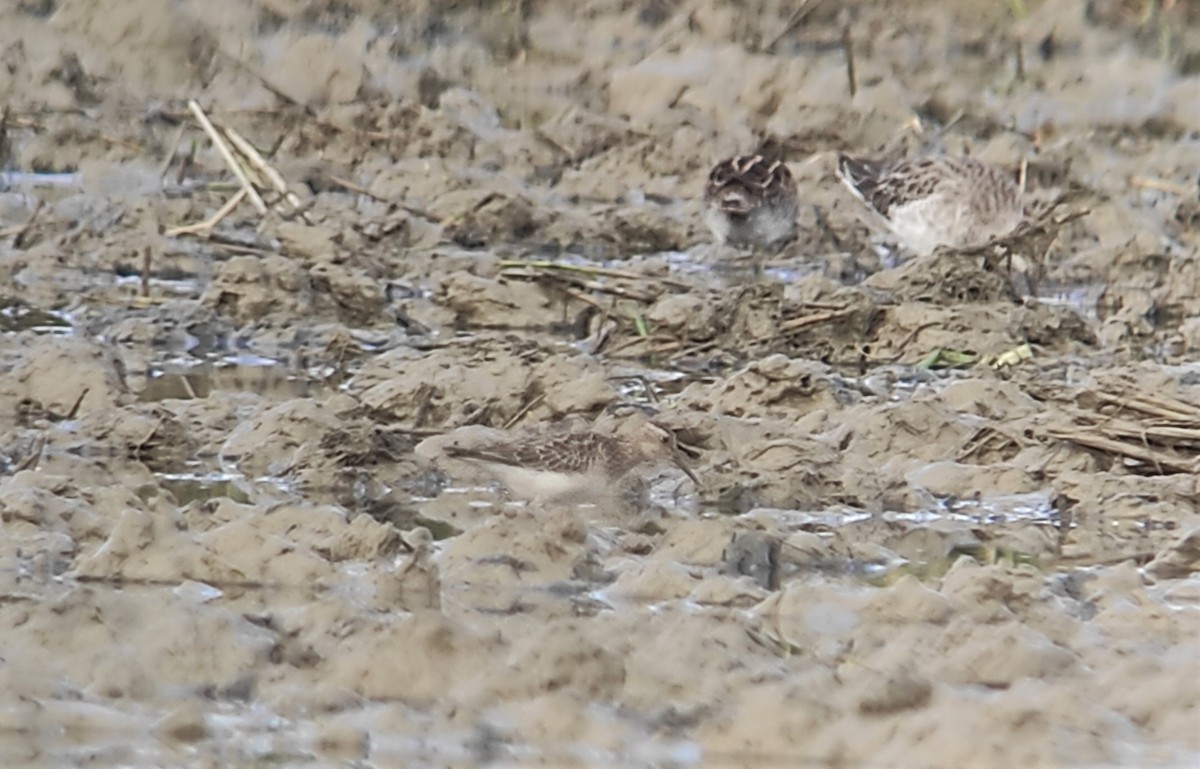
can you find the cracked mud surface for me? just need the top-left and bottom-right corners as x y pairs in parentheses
(4, 1), (1200, 767)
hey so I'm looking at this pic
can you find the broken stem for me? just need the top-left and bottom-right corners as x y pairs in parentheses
(222, 125), (307, 218)
(164, 187), (249, 237)
(186, 99), (268, 215)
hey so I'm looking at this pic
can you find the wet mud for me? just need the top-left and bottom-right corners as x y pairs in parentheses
(4, 0), (1200, 767)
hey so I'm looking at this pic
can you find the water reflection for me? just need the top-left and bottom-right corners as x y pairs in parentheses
(136, 361), (335, 402)
(0, 296), (72, 333)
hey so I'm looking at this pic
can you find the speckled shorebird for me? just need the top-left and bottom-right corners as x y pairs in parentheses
(703, 155), (799, 253)
(835, 153), (1024, 256)
(438, 417), (699, 504)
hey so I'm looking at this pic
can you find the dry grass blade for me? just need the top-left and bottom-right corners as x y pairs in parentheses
(156, 123), (188, 181)
(325, 174), (390, 204)
(503, 393), (546, 430)
(764, 0), (824, 53)
(1091, 389), (1200, 422)
(222, 125), (307, 218)
(1063, 407), (1200, 444)
(956, 425), (1030, 462)
(559, 286), (606, 311)
(955, 191), (1088, 259)
(164, 188), (248, 237)
(532, 128), (575, 160)
(510, 268), (659, 303)
(743, 307), (855, 350)
(951, 192), (1089, 291)
(14, 433), (46, 472)
(668, 340), (722, 361)
(608, 333), (687, 357)
(499, 260), (691, 290)
(777, 307), (855, 334)
(213, 47), (305, 109)
(186, 99), (268, 215)
(324, 174), (446, 224)
(1038, 375), (1200, 474)
(1130, 176), (1193, 196)
(64, 387), (91, 420)
(1044, 425), (1199, 474)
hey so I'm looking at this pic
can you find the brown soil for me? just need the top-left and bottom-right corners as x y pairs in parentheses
(3, 0), (1200, 766)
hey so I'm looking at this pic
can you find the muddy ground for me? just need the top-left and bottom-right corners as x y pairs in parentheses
(3, 0), (1200, 766)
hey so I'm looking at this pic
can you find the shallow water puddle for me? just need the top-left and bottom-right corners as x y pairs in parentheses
(154, 471), (253, 505)
(137, 360), (336, 402)
(113, 271), (204, 298)
(0, 700), (706, 769)
(7, 0), (1200, 764)
(0, 296), (72, 333)
(1038, 279), (1106, 322)
(0, 171), (83, 189)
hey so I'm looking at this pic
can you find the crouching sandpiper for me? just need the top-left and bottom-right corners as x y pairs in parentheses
(416, 412), (699, 509)
(836, 152), (1024, 256)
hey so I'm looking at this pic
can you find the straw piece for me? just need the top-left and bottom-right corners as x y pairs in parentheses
(186, 99), (268, 215)
(222, 125), (305, 215)
(164, 188), (249, 237)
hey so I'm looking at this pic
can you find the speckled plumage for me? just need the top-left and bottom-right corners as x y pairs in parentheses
(703, 155), (799, 250)
(443, 420), (698, 503)
(448, 431), (629, 477)
(836, 153), (1024, 256)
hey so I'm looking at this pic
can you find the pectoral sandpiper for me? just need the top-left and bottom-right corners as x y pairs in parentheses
(421, 415), (699, 506)
(836, 153), (1024, 256)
